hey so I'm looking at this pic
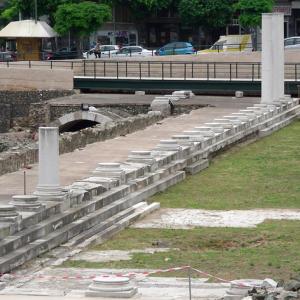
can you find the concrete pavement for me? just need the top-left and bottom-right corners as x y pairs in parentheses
(0, 97), (259, 202)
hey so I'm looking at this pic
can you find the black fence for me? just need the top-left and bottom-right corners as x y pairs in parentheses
(78, 61), (299, 82)
(1, 60), (300, 82)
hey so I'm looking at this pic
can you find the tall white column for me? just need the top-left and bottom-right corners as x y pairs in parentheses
(273, 13), (285, 100)
(261, 13), (285, 104)
(35, 127), (64, 200)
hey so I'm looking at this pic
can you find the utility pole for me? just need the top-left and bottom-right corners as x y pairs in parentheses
(34, 0), (38, 23)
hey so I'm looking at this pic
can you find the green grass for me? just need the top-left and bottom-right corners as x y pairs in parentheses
(150, 121), (300, 210)
(61, 121), (300, 281)
(62, 221), (300, 281)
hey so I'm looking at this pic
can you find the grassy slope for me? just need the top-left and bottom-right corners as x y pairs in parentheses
(150, 121), (300, 210)
(62, 121), (300, 280)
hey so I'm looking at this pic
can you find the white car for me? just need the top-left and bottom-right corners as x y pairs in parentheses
(83, 45), (119, 59)
(284, 37), (300, 49)
(114, 46), (154, 57)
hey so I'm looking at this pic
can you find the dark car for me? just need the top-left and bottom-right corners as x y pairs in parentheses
(46, 47), (81, 60)
(0, 52), (14, 62)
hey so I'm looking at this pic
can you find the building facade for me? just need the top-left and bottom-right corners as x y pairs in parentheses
(274, 0), (300, 37)
(88, 0), (300, 50)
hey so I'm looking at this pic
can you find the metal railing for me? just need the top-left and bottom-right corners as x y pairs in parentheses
(1, 60), (299, 81)
(78, 61), (299, 82)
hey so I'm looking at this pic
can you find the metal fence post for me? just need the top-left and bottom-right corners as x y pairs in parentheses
(252, 64), (254, 81)
(170, 62), (172, 78)
(83, 60), (86, 76)
(214, 63), (216, 79)
(188, 267), (192, 300)
(139, 62), (142, 79)
(94, 61), (96, 79)
(104, 61), (106, 77)
(229, 63), (232, 81)
(184, 63), (187, 80)
(162, 63), (164, 80)
(192, 62), (194, 78)
(207, 63), (209, 80)
(295, 64), (298, 81)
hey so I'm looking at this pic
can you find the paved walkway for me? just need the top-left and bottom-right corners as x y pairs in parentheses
(0, 98), (259, 202)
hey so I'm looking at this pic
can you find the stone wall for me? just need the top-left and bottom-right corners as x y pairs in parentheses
(0, 112), (163, 176)
(0, 90), (74, 132)
(28, 103), (150, 128)
(49, 104), (149, 122)
(59, 112), (163, 154)
(0, 104), (11, 133)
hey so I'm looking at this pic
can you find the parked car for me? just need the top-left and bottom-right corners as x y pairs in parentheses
(198, 35), (253, 54)
(46, 47), (80, 60)
(156, 42), (195, 56)
(83, 45), (119, 59)
(114, 46), (153, 57)
(0, 52), (14, 62)
(284, 37), (300, 49)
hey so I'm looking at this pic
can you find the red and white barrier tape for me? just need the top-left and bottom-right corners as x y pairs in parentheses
(1, 266), (257, 288)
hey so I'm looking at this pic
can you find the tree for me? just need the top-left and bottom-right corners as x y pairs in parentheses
(235, 0), (274, 28)
(0, 0), (81, 24)
(178, 0), (236, 29)
(54, 1), (111, 39)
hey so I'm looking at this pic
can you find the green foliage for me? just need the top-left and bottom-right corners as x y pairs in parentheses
(54, 1), (111, 37)
(178, 0), (237, 29)
(235, 0), (274, 28)
(0, 0), (81, 23)
(129, 0), (172, 11)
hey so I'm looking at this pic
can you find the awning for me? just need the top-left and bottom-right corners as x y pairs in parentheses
(0, 19), (58, 38)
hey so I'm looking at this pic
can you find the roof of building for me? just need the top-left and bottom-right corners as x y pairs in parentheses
(0, 20), (58, 38)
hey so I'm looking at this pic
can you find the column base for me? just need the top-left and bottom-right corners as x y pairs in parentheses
(34, 185), (66, 201)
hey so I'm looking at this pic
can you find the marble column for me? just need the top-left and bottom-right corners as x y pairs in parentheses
(261, 13), (285, 104)
(35, 127), (64, 200)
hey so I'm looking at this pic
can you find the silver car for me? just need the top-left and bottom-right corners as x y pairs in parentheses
(284, 37), (300, 49)
(114, 46), (154, 57)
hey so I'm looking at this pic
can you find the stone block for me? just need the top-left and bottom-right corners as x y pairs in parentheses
(93, 163), (126, 185)
(235, 91), (244, 98)
(0, 205), (21, 223)
(150, 99), (171, 116)
(10, 195), (44, 212)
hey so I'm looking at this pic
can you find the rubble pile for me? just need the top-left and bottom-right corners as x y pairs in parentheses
(223, 275), (300, 300)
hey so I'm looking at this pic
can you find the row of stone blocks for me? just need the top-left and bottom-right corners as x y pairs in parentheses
(0, 96), (299, 276)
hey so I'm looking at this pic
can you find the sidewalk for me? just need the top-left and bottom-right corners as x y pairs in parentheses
(0, 98), (258, 202)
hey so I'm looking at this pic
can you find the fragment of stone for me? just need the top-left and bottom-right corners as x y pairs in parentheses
(0, 205), (21, 223)
(86, 275), (138, 298)
(10, 195), (44, 212)
(284, 279), (300, 291)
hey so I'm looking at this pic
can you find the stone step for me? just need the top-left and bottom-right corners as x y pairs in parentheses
(0, 184), (132, 257)
(185, 159), (210, 175)
(76, 203), (161, 250)
(63, 202), (149, 249)
(0, 154), (186, 258)
(0, 171), (185, 274)
(259, 114), (297, 137)
(62, 204), (139, 248)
